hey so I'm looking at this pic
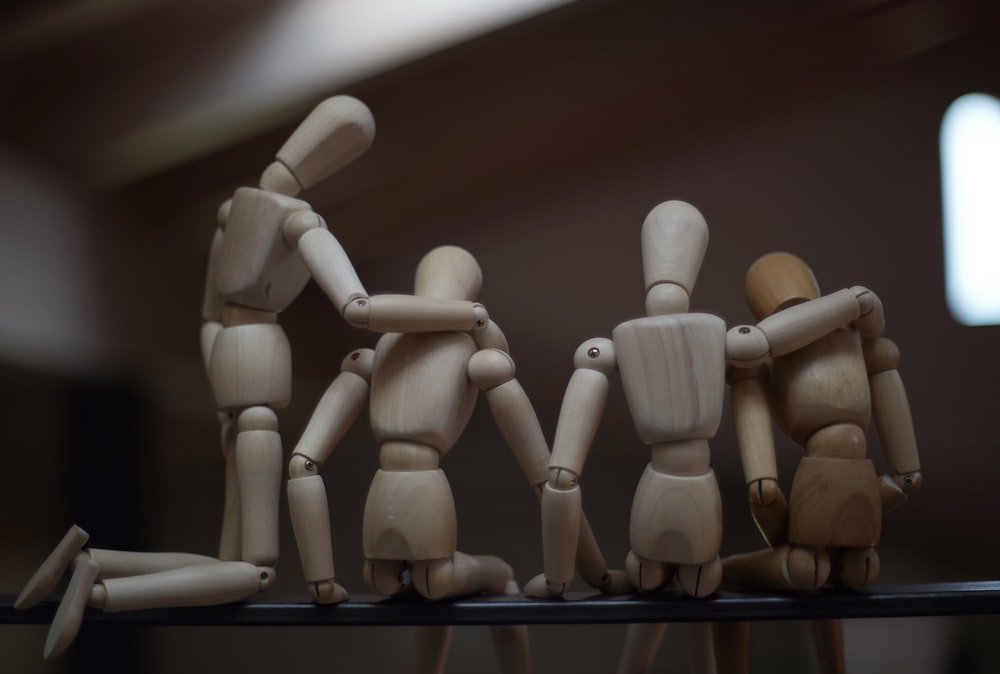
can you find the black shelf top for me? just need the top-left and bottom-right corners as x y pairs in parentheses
(4, 581), (1000, 627)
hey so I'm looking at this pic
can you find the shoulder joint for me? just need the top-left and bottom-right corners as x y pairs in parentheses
(340, 348), (374, 381)
(573, 337), (617, 375)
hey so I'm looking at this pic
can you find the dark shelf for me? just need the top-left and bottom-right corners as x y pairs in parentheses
(5, 581), (1000, 628)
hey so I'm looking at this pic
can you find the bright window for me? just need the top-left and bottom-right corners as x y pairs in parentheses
(940, 93), (1000, 326)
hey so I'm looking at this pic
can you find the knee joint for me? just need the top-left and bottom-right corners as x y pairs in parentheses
(238, 406), (279, 433)
(547, 467), (579, 491)
(289, 454), (320, 479)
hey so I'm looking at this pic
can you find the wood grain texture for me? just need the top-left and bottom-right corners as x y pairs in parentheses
(613, 314), (726, 445)
(207, 323), (292, 411)
(787, 457), (881, 548)
(214, 187), (315, 312)
(362, 469), (458, 561)
(628, 465), (722, 565)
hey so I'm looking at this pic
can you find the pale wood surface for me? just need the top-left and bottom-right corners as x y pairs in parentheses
(727, 370), (778, 486)
(15, 525), (89, 610)
(640, 200), (709, 295)
(15, 96), (390, 660)
(628, 467), (722, 565)
(362, 469), (458, 561)
(272, 96), (376, 194)
(613, 314), (726, 444)
(215, 188), (315, 312)
(207, 324), (292, 411)
(233, 422), (283, 567)
(290, 357), (371, 465)
(480, 378), (551, 488)
(537, 202), (728, 613)
(45, 557), (99, 659)
(87, 550), (219, 577)
(360, 294), (484, 334)
(286, 475), (335, 583)
(369, 331), (479, 452)
(755, 289), (861, 359)
(282, 242), (548, 674)
(295, 225), (367, 314)
(539, 482), (582, 589)
(100, 562), (263, 613)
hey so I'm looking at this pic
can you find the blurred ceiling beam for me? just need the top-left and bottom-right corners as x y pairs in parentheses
(0, 0), (574, 188)
(1, 0), (998, 265)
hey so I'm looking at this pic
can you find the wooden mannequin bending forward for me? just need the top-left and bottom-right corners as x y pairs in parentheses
(15, 96), (486, 660)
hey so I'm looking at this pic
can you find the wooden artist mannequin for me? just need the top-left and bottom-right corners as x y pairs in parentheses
(287, 245), (550, 674)
(724, 251), (921, 592)
(525, 202), (892, 673)
(16, 96), (487, 659)
(527, 200), (728, 601)
(713, 252), (922, 674)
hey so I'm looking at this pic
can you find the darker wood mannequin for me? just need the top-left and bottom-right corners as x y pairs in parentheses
(716, 252), (922, 674)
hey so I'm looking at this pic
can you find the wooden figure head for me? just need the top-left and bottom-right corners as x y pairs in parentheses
(414, 246), (483, 301)
(744, 251), (821, 320)
(640, 201), (709, 315)
(261, 96), (376, 196)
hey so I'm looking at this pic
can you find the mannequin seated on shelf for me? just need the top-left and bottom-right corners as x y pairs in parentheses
(287, 245), (553, 674)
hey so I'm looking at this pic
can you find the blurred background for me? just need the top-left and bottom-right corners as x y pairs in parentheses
(2, 0), (999, 672)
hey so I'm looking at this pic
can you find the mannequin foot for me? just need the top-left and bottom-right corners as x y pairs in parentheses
(524, 573), (567, 598)
(310, 580), (349, 604)
(17, 525), (90, 609)
(44, 556), (100, 659)
(592, 569), (633, 594)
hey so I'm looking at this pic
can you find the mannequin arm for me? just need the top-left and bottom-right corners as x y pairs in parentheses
(728, 365), (788, 546)
(288, 348), (373, 603)
(347, 294), (487, 333)
(292, 348), (373, 466)
(535, 338), (616, 594)
(200, 206), (230, 369)
(863, 337), (922, 510)
(468, 347), (551, 489)
(727, 288), (865, 368)
(285, 217), (487, 333)
(849, 286), (886, 339)
(469, 328), (628, 594)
